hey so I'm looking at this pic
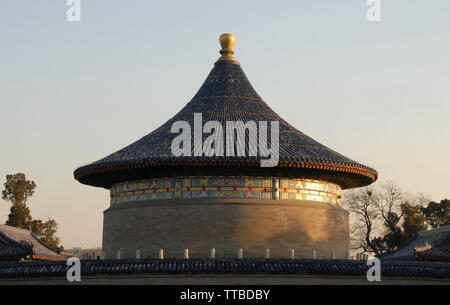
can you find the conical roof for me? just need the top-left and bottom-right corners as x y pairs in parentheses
(74, 34), (377, 189)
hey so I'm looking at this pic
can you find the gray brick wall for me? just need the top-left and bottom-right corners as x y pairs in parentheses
(102, 199), (349, 260)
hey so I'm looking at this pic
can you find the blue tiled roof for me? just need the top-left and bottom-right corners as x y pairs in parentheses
(0, 231), (33, 262)
(74, 59), (377, 189)
(1, 258), (449, 279)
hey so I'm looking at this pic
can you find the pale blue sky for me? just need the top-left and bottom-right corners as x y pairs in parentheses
(1, 1), (449, 248)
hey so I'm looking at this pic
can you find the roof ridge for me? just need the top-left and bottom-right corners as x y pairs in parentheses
(0, 224), (33, 234)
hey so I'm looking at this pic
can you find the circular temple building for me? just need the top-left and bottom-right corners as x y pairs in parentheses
(74, 34), (377, 259)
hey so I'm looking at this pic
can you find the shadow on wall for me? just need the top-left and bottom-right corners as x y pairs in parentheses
(255, 204), (350, 259)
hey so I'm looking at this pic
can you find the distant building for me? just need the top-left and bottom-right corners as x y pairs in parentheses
(0, 224), (64, 261)
(383, 225), (450, 262)
(63, 247), (102, 260)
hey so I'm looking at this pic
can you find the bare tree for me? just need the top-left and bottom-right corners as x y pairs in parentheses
(344, 181), (431, 255)
(345, 186), (381, 254)
(376, 183), (403, 233)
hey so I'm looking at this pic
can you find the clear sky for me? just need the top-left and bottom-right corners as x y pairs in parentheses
(1, 1), (449, 248)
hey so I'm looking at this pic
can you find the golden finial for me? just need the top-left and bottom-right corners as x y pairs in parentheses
(218, 33), (236, 61)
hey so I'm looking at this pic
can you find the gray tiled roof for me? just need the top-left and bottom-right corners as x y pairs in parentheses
(416, 246), (450, 262)
(0, 225), (64, 261)
(74, 59), (377, 189)
(383, 225), (450, 261)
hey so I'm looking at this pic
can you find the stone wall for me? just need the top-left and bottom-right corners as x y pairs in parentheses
(102, 199), (349, 259)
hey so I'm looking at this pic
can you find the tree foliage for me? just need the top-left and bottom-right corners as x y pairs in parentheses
(2, 173), (61, 249)
(2, 173), (36, 205)
(30, 218), (61, 249)
(2, 173), (36, 229)
(401, 202), (428, 241)
(421, 199), (450, 228)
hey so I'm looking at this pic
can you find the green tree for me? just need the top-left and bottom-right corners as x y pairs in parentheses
(2, 173), (61, 249)
(401, 202), (428, 242)
(32, 218), (61, 249)
(2, 173), (36, 229)
(421, 199), (450, 228)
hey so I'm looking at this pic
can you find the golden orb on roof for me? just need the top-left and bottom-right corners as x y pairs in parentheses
(218, 33), (236, 61)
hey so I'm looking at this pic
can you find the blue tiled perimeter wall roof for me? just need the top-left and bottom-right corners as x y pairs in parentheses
(74, 60), (377, 189)
(0, 258), (449, 279)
